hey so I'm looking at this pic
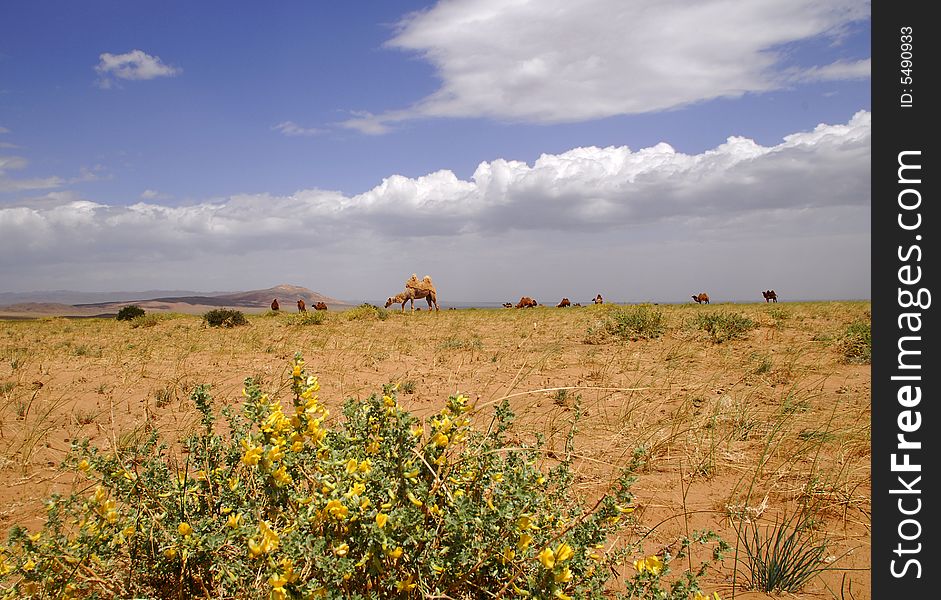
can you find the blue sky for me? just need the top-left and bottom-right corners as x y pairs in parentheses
(1, 1), (871, 303)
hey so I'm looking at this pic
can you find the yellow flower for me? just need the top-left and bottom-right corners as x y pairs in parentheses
(554, 566), (572, 583)
(554, 590), (572, 600)
(241, 439), (263, 467)
(325, 499), (349, 520)
(432, 432), (449, 447)
(407, 492), (423, 507)
(693, 593), (721, 600)
(633, 554), (663, 576)
(346, 458), (359, 474)
(163, 547), (177, 559)
(78, 459), (91, 471)
(395, 574), (417, 592)
(383, 395), (396, 407)
(226, 513), (242, 529)
(538, 547), (555, 569)
(376, 512), (388, 529)
(388, 546), (404, 560)
(366, 439), (380, 454)
(516, 515), (534, 530)
(554, 543), (574, 563)
(358, 459), (372, 474)
(272, 465), (293, 486)
(228, 476), (240, 491)
(177, 522), (193, 537)
(292, 365), (302, 377)
(22, 558), (36, 571)
(334, 542), (349, 556)
(501, 547), (516, 564)
(518, 533), (534, 549)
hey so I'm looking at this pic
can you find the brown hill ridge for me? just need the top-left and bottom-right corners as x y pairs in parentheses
(0, 285), (349, 318)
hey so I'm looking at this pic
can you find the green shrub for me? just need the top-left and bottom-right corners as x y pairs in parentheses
(203, 308), (249, 328)
(604, 305), (666, 341)
(839, 320), (871, 364)
(116, 304), (146, 321)
(291, 310), (327, 326)
(345, 304), (390, 321)
(0, 355), (726, 599)
(696, 311), (756, 343)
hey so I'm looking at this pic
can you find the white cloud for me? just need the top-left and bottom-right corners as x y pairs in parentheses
(0, 154), (65, 193)
(140, 189), (172, 201)
(1, 111), (869, 273)
(340, 0), (870, 131)
(95, 50), (181, 88)
(788, 58), (871, 82)
(273, 121), (325, 137)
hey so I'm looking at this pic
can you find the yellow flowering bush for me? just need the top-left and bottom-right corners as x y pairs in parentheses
(0, 354), (725, 599)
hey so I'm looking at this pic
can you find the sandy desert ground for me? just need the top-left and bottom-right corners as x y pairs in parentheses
(0, 301), (871, 598)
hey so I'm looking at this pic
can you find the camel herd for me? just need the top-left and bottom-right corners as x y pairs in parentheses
(270, 277), (779, 314)
(270, 298), (329, 312)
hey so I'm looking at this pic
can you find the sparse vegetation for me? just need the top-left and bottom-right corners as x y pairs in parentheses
(203, 308), (248, 328)
(695, 311), (756, 343)
(291, 310), (327, 326)
(839, 319), (871, 364)
(345, 303), (390, 321)
(602, 304), (666, 341)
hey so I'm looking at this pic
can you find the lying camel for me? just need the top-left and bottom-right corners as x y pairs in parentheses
(557, 298), (571, 308)
(271, 298), (280, 311)
(314, 301), (328, 311)
(502, 302), (513, 308)
(692, 293), (710, 304)
(593, 294), (604, 305)
(516, 296), (538, 308)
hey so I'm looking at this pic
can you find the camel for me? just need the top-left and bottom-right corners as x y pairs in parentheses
(314, 302), (328, 311)
(502, 302), (513, 308)
(297, 299), (307, 312)
(385, 287), (439, 313)
(593, 294), (604, 305)
(557, 298), (571, 308)
(762, 290), (778, 303)
(270, 298), (280, 311)
(403, 273), (439, 312)
(692, 293), (710, 304)
(516, 296), (538, 308)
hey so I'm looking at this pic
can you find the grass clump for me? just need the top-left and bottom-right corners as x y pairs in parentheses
(839, 320), (871, 364)
(203, 308), (248, 328)
(735, 509), (829, 593)
(291, 310), (327, 326)
(129, 314), (161, 328)
(0, 355), (726, 599)
(604, 305), (666, 341)
(116, 304), (145, 321)
(345, 303), (390, 321)
(696, 311), (756, 343)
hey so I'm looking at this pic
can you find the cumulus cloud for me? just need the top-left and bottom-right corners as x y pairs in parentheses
(1, 111), (869, 270)
(340, 0), (870, 131)
(272, 121), (325, 137)
(95, 50), (181, 88)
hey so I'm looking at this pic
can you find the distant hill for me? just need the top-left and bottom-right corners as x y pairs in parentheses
(0, 289), (206, 305)
(145, 285), (347, 309)
(0, 285), (350, 318)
